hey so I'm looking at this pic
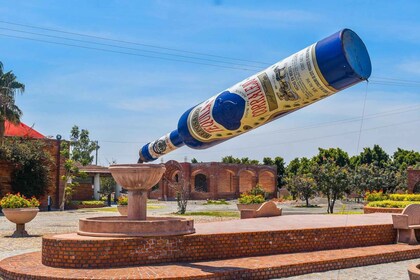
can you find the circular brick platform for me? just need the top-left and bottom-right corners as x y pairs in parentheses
(2, 244), (420, 280)
(78, 216), (195, 237)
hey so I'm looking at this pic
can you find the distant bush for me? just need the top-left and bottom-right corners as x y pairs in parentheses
(204, 199), (229, 205)
(388, 194), (420, 201)
(71, 200), (105, 206)
(238, 194), (265, 204)
(365, 191), (388, 202)
(367, 200), (420, 208)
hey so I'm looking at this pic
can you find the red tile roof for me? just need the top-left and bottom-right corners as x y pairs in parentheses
(4, 120), (45, 139)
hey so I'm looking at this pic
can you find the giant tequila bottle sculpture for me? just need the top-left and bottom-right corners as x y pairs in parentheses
(139, 29), (372, 162)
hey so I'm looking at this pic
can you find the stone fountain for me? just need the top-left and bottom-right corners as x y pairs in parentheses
(77, 163), (195, 237)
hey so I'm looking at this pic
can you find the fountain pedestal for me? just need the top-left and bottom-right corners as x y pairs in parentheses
(127, 190), (148, 220)
(76, 164), (195, 237)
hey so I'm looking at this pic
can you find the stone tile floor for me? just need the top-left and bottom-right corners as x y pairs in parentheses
(1, 200), (419, 279)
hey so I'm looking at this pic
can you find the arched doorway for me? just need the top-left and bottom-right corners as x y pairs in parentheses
(194, 174), (208, 192)
(239, 170), (256, 193)
(258, 170), (276, 193)
(414, 182), (420, 194)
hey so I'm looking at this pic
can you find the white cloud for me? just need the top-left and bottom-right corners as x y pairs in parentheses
(398, 60), (420, 76)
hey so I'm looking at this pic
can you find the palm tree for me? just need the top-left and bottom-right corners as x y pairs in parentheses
(0, 62), (25, 145)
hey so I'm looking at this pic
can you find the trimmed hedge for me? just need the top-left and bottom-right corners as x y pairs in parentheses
(367, 200), (420, 208)
(388, 194), (420, 201)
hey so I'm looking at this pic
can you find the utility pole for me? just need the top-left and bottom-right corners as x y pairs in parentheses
(95, 141), (100, 165)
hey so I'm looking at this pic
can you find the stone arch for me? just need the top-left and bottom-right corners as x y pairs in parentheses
(216, 169), (236, 193)
(414, 182), (420, 194)
(408, 169), (420, 193)
(258, 169), (276, 193)
(194, 173), (208, 192)
(238, 169), (257, 193)
(161, 160), (184, 199)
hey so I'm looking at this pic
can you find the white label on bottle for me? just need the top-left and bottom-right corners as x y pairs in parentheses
(188, 44), (337, 142)
(147, 133), (178, 159)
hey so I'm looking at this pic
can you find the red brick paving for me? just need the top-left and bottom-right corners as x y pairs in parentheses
(1, 244), (420, 279)
(0, 213), (406, 279)
(41, 214), (396, 268)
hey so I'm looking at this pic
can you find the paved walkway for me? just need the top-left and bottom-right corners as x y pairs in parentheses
(0, 201), (419, 279)
(1, 244), (420, 279)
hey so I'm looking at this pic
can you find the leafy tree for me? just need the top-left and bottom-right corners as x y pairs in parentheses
(221, 155), (259, 165)
(313, 147), (350, 167)
(392, 148), (420, 171)
(262, 157), (274, 166)
(351, 145), (390, 168)
(0, 62), (25, 146)
(263, 156), (286, 190)
(285, 157), (301, 176)
(191, 158), (198, 163)
(312, 159), (351, 213)
(286, 174), (316, 207)
(100, 177), (117, 196)
(69, 125), (98, 165)
(221, 155), (241, 164)
(60, 125), (96, 210)
(285, 157), (313, 199)
(100, 176), (117, 206)
(0, 138), (52, 198)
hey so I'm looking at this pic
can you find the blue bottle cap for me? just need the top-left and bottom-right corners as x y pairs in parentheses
(315, 29), (372, 90)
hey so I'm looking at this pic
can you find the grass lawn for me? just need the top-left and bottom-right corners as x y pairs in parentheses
(79, 204), (165, 212)
(180, 211), (239, 217)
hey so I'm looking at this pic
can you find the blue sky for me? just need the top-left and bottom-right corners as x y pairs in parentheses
(1, 0), (419, 165)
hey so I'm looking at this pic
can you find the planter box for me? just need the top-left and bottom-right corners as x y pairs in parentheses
(237, 203), (263, 211)
(2, 207), (39, 237)
(363, 206), (403, 214)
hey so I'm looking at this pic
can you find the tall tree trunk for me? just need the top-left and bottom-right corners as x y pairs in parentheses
(326, 193), (331, 214)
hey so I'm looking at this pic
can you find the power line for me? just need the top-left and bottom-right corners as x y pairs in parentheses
(251, 103), (420, 135)
(2, 20), (420, 87)
(3, 21), (420, 87)
(0, 19), (270, 66)
(0, 33), (258, 71)
(168, 117), (420, 156)
(0, 27), (263, 70)
(96, 103), (420, 144)
(98, 117), (420, 158)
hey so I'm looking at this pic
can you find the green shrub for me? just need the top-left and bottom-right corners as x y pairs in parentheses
(388, 194), (420, 201)
(70, 200), (105, 206)
(249, 184), (266, 197)
(80, 200), (105, 206)
(238, 194), (265, 204)
(367, 200), (420, 208)
(0, 138), (52, 198)
(364, 191), (388, 202)
(204, 199), (229, 205)
(0, 193), (40, 208)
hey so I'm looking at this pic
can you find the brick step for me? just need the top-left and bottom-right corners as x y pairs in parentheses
(1, 244), (420, 279)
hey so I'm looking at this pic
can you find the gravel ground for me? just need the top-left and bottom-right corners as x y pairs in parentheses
(0, 199), (418, 279)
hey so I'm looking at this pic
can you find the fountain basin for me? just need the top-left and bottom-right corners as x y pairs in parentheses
(78, 216), (195, 237)
(109, 164), (165, 192)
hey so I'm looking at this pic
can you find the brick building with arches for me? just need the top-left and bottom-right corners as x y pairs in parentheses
(149, 160), (277, 200)
(408, 168), (420, 193)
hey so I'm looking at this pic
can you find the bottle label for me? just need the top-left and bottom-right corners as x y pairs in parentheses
(147, 133), (178, 159)
(187, 44), (337, 142)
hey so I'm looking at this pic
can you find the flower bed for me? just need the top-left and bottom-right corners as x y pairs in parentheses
(67, 200), (106, 209)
